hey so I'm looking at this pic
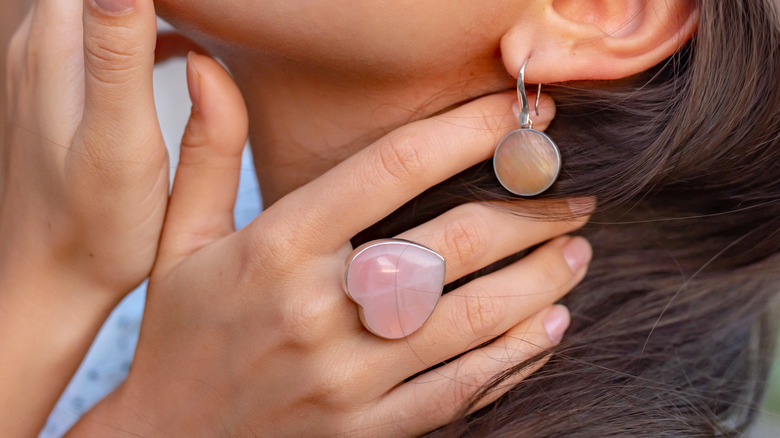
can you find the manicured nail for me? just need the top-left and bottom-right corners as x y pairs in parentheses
(562, 236), (592, 273)
(567, 197), (597, 217)
(543, 305), (570, 343)
(187, 52), (202, 111)
(92, 0), (135, 14)
(512, 101), (521, 120)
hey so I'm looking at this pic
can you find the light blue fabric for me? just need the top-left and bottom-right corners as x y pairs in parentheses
(40, 147), (261, 437)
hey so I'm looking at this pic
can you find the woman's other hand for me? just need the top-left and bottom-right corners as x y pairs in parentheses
(69, 52), (591, 437)
(0, 0), (227, 435)
(2, 0), (165, 304)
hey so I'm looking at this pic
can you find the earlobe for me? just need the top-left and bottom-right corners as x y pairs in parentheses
(501, 0), (697, 82)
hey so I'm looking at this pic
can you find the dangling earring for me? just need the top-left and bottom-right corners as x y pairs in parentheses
(493, 60), (561, 196)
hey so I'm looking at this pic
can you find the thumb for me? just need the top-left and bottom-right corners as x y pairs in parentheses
(78, 0), (161, 162)
(159, 52), (249, 262)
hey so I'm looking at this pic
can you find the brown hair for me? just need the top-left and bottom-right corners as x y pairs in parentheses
(356, 0), (780, 435)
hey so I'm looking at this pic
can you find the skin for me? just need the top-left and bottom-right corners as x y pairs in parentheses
(152, 0), (695, 205)
(0, 0), (695, 435)
(155, 0), (525, 205)
(67, 50), (589, 436)
(1, 1), (168, 435)
(65, 0), (690, 435)
(1, 0), (589, 436)
(0, 0), (27, 147)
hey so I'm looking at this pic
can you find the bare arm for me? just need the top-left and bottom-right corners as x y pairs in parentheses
(1, 0), (167, 434)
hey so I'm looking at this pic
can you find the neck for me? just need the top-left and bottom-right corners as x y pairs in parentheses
(223, 54), (512, 206)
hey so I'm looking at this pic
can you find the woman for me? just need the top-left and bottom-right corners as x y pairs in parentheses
(7, 0), (780, 436)
(2, 1), (588, 436)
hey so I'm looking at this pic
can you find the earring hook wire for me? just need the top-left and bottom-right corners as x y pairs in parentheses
(517, 60), (542, 129)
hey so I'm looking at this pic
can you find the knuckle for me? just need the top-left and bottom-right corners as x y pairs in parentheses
(246, 217), (309, 269)
(434, 372), (481, 416)
(244, 233), (294, 278)
(83, 29), (144, 85)
(277, 293), (345, 348)
(307, 361), (353, 405)
(372, 130), (427, 185)
(455, 294), (500, 338)
(440, 207), (491, 267)
(281, 299), (330, 344)
(452, 372), (482, 407)
(179, 118), (208, 151)
(244, 224), (346, 346)
(536, 253), (572, 291)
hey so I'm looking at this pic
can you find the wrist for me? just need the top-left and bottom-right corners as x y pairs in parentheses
(0, 200), (147, 301)
(0, 259), (121, 437)
(0, 247), (122, 320)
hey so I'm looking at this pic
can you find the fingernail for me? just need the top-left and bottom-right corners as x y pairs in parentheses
(567, 197), (597, 217)
(511, 101), (521, 120)
(562, 236), (592, 273)
(543, 305), (570, 343)
(92, 0), (134, 14)
(187, 52), (202, 111)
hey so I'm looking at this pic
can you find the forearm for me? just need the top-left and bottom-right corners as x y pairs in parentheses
(0, 259), (118, 437)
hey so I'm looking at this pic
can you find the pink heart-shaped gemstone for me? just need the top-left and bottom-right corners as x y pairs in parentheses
(344, 240), (446, 339)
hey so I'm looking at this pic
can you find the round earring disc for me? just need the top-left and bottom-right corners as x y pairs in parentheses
(493, 128), (561, 196)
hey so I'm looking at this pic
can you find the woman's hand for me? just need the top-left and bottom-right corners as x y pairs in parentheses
(0, 1), (223, 435)
(69, 53), (591, 437)
(2, 0), (165, 301)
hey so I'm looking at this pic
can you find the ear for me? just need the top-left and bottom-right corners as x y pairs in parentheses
(501, 0), (698, 82)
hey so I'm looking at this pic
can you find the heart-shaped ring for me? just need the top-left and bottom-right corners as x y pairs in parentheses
(343, 239), (446, 339)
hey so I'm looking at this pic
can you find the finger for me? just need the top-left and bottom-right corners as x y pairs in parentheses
(22, 1), (85, 140)
(375, 305), (570, 436)
(159, 53), (249, 261)
(5, 9), (34, 104)
(76, 0), (161, 162)
(519, 92), (554, 132)
(256, 93), (556, 255)
(378, 236), (589, 376)
(27, 1), (82, 70)
(395, 200), (589, 284)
